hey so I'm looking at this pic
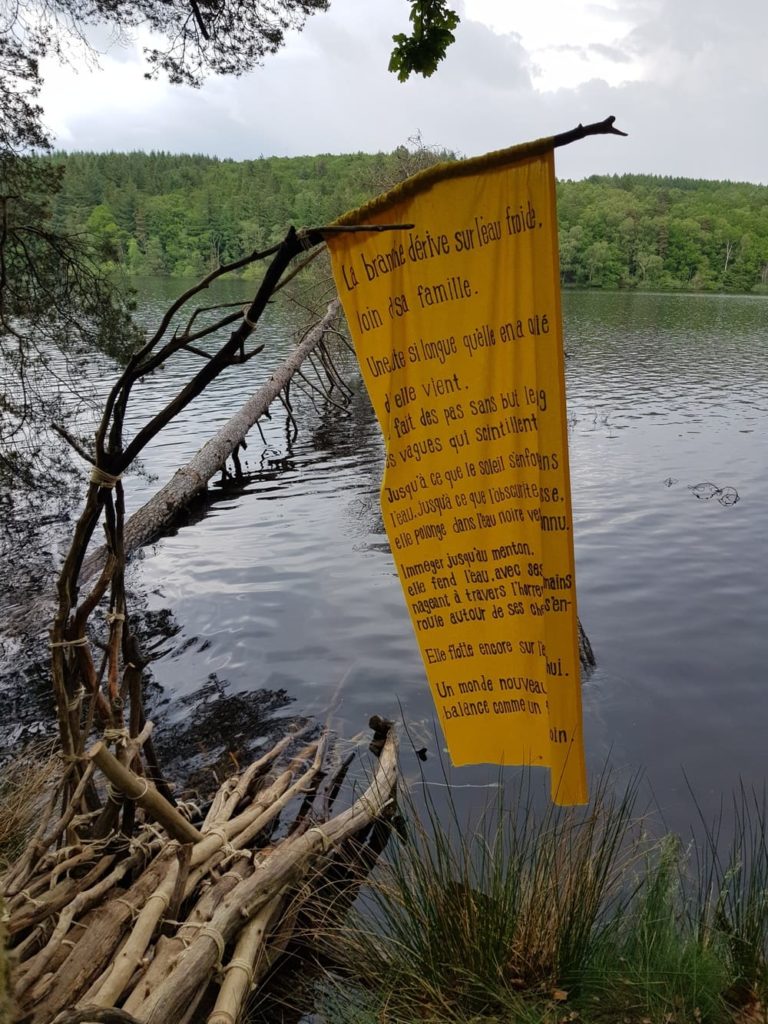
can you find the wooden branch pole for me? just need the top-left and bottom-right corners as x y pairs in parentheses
(552, 114), (628, 148)
(88, 742), (203, 844)
(207, 895), (285, 1024)
(4, 709), (396, 1019)
(132, 729), (397, 1023)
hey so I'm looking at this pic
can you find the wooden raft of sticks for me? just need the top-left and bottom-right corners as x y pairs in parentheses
(2, 720), (397, 1024)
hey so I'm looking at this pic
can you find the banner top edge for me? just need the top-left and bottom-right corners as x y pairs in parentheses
(329, 136), (555, 228)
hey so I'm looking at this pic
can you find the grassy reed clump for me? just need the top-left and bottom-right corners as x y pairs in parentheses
(316, 769), (768, 1024)
(0, 741), (59, 866)
(1, 743), (59, 1024)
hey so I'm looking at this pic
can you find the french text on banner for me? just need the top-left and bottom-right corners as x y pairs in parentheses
(327, 148), (587, 805)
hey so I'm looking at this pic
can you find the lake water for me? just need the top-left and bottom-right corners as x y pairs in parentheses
(4, 286), (768, 834)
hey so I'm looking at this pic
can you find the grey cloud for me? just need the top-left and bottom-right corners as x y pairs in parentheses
(40, 0), (768, 185)
(616, 0), (768, 57)
(547, 75), (768, 185)
(435, 18), (532, 91)
(588, 43), (632, 63)
(545, 41), (632, 64)
(585, 2), (652, 22)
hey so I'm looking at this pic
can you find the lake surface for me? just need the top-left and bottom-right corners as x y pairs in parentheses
(4, 286), (768, 833)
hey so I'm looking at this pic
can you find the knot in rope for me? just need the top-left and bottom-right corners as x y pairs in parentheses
(306, 826), (333, 852)
(103, 727), (130, 746)
(241, 305), (258, 329)
(89, 465), (122, 488)
(50, 636), (89, 649)
(66, 685), (86, 711)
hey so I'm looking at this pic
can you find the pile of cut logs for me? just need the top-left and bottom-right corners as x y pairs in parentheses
(2, 721), (396, 1024)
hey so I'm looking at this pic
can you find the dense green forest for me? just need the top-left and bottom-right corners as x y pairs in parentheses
(48, 151), (768, 292)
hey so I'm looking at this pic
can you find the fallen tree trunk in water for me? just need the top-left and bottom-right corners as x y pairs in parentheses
(76, 291), (595, 670)
(81, 298), (341, 583)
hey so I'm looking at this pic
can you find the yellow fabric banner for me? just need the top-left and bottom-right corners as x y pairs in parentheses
(326, 147), (587, 804)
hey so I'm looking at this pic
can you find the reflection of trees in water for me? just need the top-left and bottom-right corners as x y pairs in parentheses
(209, 375), (388, 537)
(0, 592), (305, 785)
(122, 600), (306, 789)
(0, 334), (380, 765)
(0, 639), (57, 751)
(154, 671), (302, 793)
(0, 490), (74, 626)
(309, 379), (379, 457)
(309, 385), (387, 537)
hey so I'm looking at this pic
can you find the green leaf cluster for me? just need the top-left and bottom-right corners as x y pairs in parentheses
(389, 0), (460, 82)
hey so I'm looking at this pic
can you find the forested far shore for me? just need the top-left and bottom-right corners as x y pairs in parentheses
(47, 151), (768, 292)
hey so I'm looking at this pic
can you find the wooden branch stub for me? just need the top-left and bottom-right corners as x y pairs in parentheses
(88, 742), (203, 845)
(553, 114), (628, 148)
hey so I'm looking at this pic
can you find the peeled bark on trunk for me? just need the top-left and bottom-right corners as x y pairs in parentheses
(81, 299), (340, 583)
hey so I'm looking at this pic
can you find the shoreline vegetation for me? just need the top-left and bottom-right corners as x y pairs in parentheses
(47, 151), (768, 294)
(5, 754), (768, 1024)
(313, 771), (768, 1024)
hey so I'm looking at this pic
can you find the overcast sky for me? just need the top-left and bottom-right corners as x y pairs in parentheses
(38, 0), (768, 183)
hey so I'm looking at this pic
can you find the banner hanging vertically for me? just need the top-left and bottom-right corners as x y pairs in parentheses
(326, 143), (587, 804)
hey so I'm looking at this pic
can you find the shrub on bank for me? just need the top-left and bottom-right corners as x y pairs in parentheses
(316, 771), (768, 1024)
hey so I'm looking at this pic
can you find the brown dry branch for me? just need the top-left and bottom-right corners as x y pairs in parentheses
(44, 220), (367, 806)
(0, 724), (397, 1023)
(51, 228), (342, 790)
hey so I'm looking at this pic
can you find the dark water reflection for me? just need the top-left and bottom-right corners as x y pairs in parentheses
(4, 284), (768, 834)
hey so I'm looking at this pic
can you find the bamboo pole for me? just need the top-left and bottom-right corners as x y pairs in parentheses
(88, 742), (203, 845)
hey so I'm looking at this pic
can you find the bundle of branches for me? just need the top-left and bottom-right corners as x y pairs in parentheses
(1, 719), (397, 1023)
